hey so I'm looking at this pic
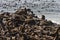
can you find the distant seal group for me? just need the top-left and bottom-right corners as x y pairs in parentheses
(0, 7), (60, 40)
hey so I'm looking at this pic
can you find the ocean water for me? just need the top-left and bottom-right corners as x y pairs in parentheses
(0, 0), (60, 24)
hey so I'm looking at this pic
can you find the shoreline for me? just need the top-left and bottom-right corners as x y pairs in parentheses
(37, 15), (60, 25)
(50, 20), (60, 24)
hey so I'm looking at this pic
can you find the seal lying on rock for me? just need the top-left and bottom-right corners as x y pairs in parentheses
(15, 7), (27, 15)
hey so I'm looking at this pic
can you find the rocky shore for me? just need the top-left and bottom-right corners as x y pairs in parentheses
(0, 7), (60, 40)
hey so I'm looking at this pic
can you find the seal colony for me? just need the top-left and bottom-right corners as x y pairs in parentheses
(0, 7), (60, 40)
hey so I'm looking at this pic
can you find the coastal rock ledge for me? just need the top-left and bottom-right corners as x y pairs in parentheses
(0, 7), (60, 40)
